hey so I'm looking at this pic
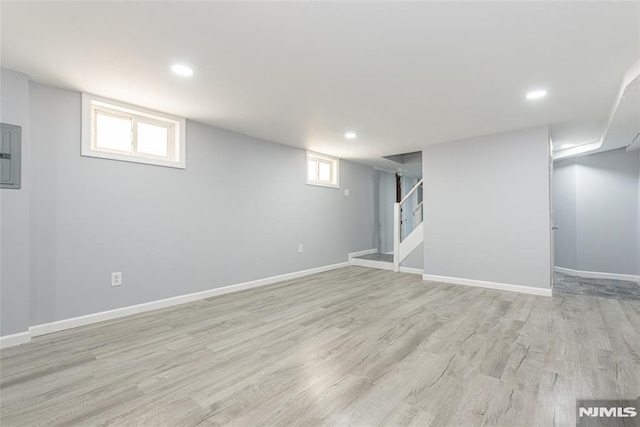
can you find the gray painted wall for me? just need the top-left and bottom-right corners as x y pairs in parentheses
(0, 69), (31, 336)
(552, 160), (577, 269)
(422, 126), (552, 289)
(377, 171), (395, 254)
(553, 148), (639, 275)
(3, 80), (378, 330)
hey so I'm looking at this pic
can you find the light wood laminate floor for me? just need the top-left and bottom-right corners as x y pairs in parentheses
(1, 267), (639, 426)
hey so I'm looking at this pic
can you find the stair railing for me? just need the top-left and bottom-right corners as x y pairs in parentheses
(393, 178), (424, 272)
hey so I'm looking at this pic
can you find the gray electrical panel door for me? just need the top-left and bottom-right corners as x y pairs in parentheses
(0, 123), (21, 189)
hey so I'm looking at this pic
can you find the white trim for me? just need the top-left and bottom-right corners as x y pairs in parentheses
(422, 274), (552, 297)
(393, 203), (400, 272)
(554, 267), (640, 283)
(0, 331), (31, 349)
(399, 178), (423, 205)
(347, 248), (377, 262)
(350, 258), (394, 271)
(306, 151), (339, 188)
(399, 222), (424, 261)
(81, 93), (187, 169)
(348, 249), (421, 274)
(0, 262), (349, 345)
(373, 166), (396, 174)
(399, 266), (423, 275)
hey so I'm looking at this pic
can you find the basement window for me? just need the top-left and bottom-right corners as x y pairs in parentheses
(81, 93), (186, 168)
(306, 151), (339, 188)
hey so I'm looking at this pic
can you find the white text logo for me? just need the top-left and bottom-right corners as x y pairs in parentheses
(578, 407), (637, 418)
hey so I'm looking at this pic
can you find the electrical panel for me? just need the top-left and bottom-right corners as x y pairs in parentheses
(0, 123), (21, 190)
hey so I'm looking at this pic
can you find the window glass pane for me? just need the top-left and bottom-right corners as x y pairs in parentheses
(307, 159), (318, 181)
(318, 161), (331, 182)
(95, 112), (132, 152)
(137, 122), (168, 157)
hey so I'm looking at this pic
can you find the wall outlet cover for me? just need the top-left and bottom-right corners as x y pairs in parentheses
(111, 272), (122, 286)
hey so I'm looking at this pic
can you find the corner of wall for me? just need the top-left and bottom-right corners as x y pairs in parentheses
(0, 68), (31, 337)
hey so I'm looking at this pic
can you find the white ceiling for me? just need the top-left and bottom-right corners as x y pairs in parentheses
(1, 1), (638, 171)
(554, 58), (640, 160)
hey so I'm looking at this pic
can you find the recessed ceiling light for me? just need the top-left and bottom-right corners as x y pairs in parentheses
(171, 64), (193, 76)
(526, 90), (547, 100)
(345, 132), (358, 139)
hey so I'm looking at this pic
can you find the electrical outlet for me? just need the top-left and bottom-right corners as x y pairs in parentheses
(344, 189), (350, 196)
(111, 272), (122, 287)
(298, 244), (304, 254)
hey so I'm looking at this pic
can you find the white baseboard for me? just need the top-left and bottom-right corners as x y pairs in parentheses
(2, 261), (349, 347)
(399, 266), (423, 275)
(422, 273), (552, 297)
(350, 258), (394, 271)
(0, 331), (31, 349)
(348, 249), (421, 275)
(348, 248), (378, 262)
(554, 266), (640, 283)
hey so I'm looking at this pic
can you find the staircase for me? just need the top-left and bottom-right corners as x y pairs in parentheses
(350, 252), (394, 270)
(393, 179), (424, 272)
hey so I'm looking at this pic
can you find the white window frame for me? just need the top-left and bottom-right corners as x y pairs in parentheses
(306, 151), (339, 188)
(81, 93), (186, 169)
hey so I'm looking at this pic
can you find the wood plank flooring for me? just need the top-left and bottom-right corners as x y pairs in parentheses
(1, 266), (639, 426)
